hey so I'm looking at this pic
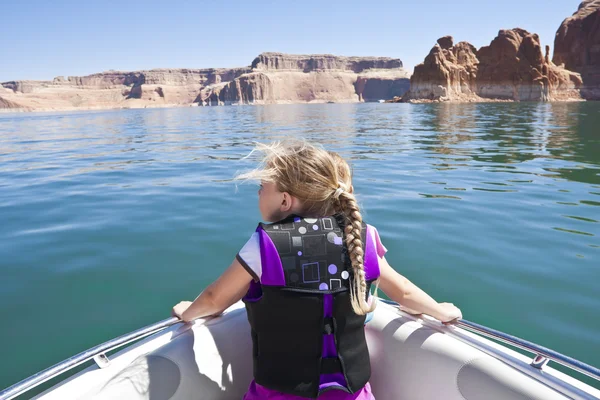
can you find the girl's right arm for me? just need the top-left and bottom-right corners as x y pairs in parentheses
(172, 258), (253, 322)
(377, 256), (462, 323)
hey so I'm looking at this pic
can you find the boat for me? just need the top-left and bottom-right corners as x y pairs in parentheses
(1, 299), (599, 400)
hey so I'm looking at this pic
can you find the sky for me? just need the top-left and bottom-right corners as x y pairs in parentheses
(0, 0), (582, 82)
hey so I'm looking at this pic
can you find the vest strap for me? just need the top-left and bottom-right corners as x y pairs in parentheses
(321, 357), (343, 374)
(323, 317), (334, 335)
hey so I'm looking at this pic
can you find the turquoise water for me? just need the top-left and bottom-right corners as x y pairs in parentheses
(0, 103), (599, 391)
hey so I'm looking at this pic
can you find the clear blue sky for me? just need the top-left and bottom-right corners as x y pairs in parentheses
(0, 0), (581, 82)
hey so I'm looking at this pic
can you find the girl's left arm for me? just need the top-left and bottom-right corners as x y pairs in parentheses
(172, 258), (253, 322)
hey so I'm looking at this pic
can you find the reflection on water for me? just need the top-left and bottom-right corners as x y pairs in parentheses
(0, 102), (599, 389)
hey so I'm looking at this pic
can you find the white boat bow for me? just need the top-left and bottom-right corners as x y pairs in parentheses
(1, 299), (599, 400)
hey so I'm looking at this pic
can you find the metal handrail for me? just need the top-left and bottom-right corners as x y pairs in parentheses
(457, 318), (600, 381)
(2, 301), (600, 400)
(0, 317), (182, 400)
(379, 299), (600, 382)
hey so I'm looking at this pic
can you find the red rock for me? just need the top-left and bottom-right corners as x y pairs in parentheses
(403, 29), (581, 102)
(477, 29), (550, 100)
(553, 0), (600, 99)
(402, 40), (479, 101)
(437, 36), (454, 50)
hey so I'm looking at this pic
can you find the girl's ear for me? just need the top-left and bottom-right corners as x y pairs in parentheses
(280, 192), (293, 212)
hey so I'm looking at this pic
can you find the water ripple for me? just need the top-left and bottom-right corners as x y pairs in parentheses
(1, 102), (600, 386)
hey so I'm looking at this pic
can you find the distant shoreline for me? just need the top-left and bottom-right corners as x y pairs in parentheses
(1, 97), (594, 116)
(3, 1), (600, 112)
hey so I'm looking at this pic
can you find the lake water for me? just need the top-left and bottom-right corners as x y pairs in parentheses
(0, 102), (599, 392)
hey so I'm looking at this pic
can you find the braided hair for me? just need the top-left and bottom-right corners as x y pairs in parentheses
(238, 140), (376, 315)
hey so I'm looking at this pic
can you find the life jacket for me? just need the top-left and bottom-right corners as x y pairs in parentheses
(243, 214), (381, 399)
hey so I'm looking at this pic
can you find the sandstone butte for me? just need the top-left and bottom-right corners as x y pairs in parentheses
(398, 0), (600, 103)
(553, 0), (600, 100)
(399, 30), (583, 103)
(0, 53), (411, 112)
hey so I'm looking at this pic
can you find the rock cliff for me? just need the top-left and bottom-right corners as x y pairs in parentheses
(401, 30), (582, 102)
(0, 88), (28, 110)
(251, 52), (403, 72)
(194, 53), (410, 105)
(402, 36), (479, 102)
(553, 0), (600, 99)
(0, 53), (410, 111)
(477, 29), (581, 101)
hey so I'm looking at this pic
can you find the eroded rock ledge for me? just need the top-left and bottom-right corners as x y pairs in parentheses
(0, 53), (410, 111)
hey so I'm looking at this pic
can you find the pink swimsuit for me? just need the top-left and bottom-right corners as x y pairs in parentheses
(243, 381), (375, 400)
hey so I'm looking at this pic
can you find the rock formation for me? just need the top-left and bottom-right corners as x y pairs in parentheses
(401, 29), (582, 102)
(250, 52), (403, 72)
(0, 89), (28, 110)
(198, 53), (410, 105)
(0, 53), (411, 111)
(355, 70), (411, 102)
(477, 28), (581, 101)
(402, 36), (479, 102)
(553, 0), (600, 99)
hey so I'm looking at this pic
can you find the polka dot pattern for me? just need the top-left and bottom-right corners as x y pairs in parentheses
(327, 232), (338, 243)
(259, 215), (364, 292)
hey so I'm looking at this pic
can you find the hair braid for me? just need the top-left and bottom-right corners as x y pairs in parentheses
(337, 187), (375, 315)
(237, 140), (377, 315)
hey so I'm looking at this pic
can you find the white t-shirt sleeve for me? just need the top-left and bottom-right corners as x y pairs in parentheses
(366, 224), (388, 259)
(370, 225), (388, 258)
(236, 232), (262, 282)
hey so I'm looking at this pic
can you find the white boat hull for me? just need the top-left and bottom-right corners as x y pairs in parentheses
(32, 301), (600, 400)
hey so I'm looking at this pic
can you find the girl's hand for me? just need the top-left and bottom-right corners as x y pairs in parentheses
(437, 302), (462, 324)
(172, 301), (193, 321)
(399, 305), (422, 316)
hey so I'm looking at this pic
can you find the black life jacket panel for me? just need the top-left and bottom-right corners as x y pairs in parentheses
(243, 214), (380, 398)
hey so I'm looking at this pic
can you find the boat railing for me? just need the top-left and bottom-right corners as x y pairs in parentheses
(379, 299), (600, 382)
(1, 302), (599, 400)
(0, 316), (182, 400)
(457, 318), (600, 379)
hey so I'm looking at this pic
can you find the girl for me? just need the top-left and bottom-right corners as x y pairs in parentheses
(172, 141), (462, 400)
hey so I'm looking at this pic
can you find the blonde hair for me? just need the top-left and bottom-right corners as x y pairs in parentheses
(238, 140), (375, 315)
